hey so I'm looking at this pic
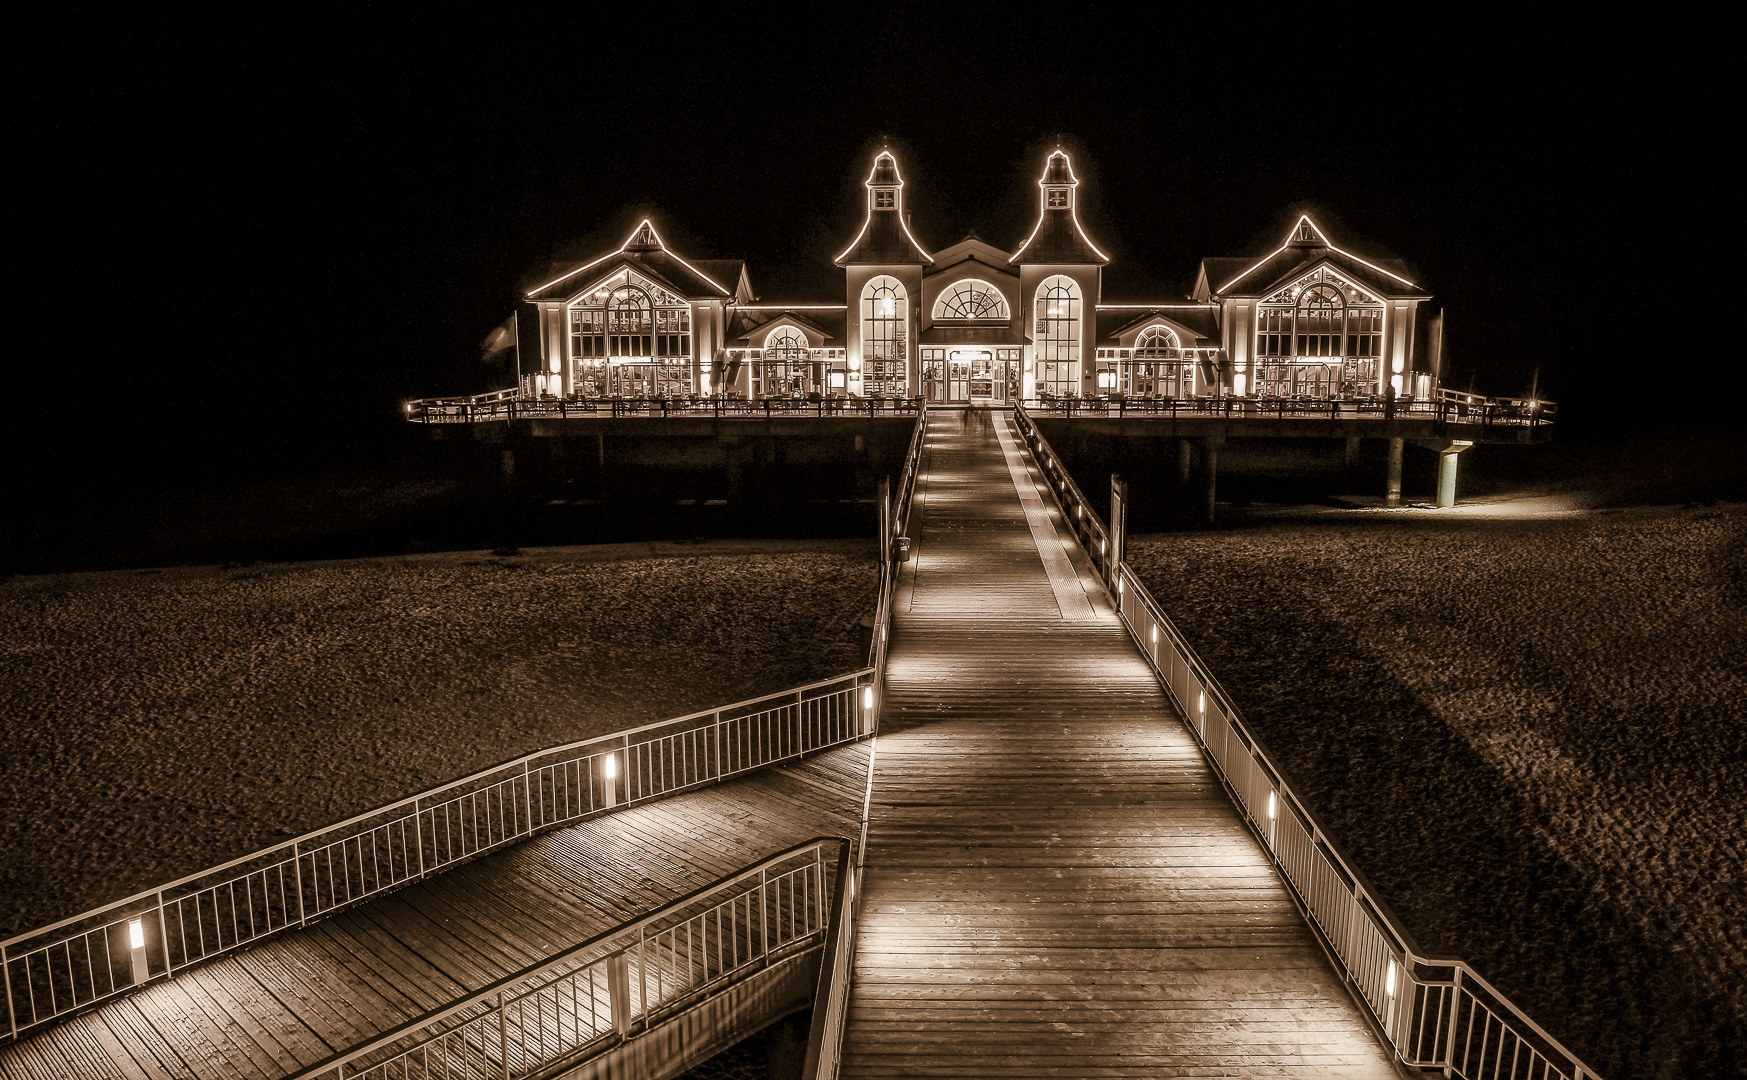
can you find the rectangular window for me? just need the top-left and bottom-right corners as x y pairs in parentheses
(875, 190), (895, 208)
(1047, 189), (1067, 208)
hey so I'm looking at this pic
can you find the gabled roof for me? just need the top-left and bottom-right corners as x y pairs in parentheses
(524, 220), (738, 302)
(1095, 306), (1220, 346)
(1197, 215), (1427, 300)
(1010, 151), (1109, 266)
(927, 235), (1016, 276)
(729, 306), (847, 345)
(835, 151), (933, 266)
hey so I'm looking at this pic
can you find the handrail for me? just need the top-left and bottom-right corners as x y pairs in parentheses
(1011, 404), (1600, 1080)
(289, 837), (850, 1080)
(405, 393), (927, 423)
(1019, 392), (1555, 427)
(800, 408), (925, 1077)
(2, 671), (876, 1043)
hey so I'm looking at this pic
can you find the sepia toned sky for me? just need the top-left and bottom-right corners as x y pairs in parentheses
(15, 7), (1709, 495)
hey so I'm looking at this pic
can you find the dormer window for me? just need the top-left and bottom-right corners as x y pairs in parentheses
(1047, 189), (1068, 208)
(874, 189), (895, 209)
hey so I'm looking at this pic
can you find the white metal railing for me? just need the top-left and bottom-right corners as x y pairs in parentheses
(1, 673), (874, 1043)
(289, 837), (848, 1080)
(405, 391), (925, 423)
(800, 408), (925, 1077)
(1012, 404), (1601, 1080)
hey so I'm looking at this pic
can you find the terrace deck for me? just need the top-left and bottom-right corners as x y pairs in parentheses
(0, 749), (869, 1080)
(839, 408), (1397, 1077)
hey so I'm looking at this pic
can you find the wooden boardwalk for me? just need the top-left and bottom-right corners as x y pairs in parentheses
(0, 748), (868, 1080)
(840, 408), (1396, 1077)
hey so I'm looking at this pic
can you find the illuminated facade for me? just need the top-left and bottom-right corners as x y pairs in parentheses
(522, 152), (1442, 403)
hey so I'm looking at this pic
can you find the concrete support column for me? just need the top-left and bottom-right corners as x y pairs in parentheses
(1435, 441), (1473, 508)
(1344, 436), (1361, 470)
(1178, 438), (1193, 485)
(1385, 437), (1404, 507)
(1200, 436), (1223, 524)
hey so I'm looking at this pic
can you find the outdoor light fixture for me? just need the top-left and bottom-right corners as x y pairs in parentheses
(863, 687), (874, 709)
(1386, 960), (1399, 997)
(1150, 625), (1157, 645)
(127, 919), (144, 950)
(1267, 791), (1277, 819)
(603, 753), (618, 780)
(1198, 691), (1206, 714)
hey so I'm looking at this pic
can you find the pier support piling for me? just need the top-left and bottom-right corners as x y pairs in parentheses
(1384, 438), (1403, 507)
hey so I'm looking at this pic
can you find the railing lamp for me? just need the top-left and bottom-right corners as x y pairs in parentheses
(1267, 791), (1277, 820)
(602, 753), (617, 780)
(1385, 959), (1399, 997)
(862, 687), (874, 709)
(127, 917), (149, 983)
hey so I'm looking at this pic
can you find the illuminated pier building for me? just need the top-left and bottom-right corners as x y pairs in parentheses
(521, 149), (1443, 406)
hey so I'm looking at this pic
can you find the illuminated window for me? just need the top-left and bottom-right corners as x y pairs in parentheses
(1034, 275), (1080, 396)
(862, 277), (908, 362)
(1133, 326), (1178, 355)
(861, 277), (909, 395)
(874, 189), (895, 209)
(1255, 271), (1383, 396)
(765, 327), (809, 356)
(934, 280), (1010, 320)
(570, 274), (690, 360)
(1047, 189), (1068, 208)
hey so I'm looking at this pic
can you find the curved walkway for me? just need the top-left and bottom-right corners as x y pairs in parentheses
(839, 408), (1397, 1077)
(0, 749), (868, 1080)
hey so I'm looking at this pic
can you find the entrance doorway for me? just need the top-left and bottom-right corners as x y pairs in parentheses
(952, 349), (1014, 404)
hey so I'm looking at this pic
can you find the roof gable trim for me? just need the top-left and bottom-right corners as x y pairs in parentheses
(1217, 215), (1415, 294)
(527, 219), (732, 298)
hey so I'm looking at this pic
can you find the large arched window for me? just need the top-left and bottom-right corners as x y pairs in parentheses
(1254, 272), (1383, 397)
(861, 277), (908, 361)
(1295, 284), (1343, 357)
(569, 274), (691, 359)
(1034, 276), (1080, 396)
(934, 280), (1009, 320)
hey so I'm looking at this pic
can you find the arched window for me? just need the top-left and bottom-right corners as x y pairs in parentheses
(569, 274), (691, 360)
(1295, 284), (1343, 357)
(862, 277), (908, 361)
(1034, 276), (1080, 395)
(764, 327), (809, 357)
(1133, 325), (1178, 354)
(934, 280), (1009, 320)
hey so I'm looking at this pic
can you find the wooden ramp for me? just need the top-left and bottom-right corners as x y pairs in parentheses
(840, 408), (1396, 1078)
(0, 747), (868, 1080)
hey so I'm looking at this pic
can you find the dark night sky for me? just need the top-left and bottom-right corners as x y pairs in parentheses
(15, 8), (1719, 499)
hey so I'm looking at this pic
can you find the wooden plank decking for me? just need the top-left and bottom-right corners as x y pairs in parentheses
(840, 408), (1397, 1077)
(0, 748), (869, 1080)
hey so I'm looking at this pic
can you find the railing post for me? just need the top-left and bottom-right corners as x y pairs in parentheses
(521, 760), (533, 837)
(1445, 967), (1464, 1071)
(3, 942), (15, 1040)
(713, 711), (723, 782)
(497, 989), (511, 1080)
(608, 952), (631, 1037)
(155, 892), (171, 977)
(292, 841), (306, 925)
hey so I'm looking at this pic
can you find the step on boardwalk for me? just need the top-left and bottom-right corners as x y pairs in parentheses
(0, 747), (869, 1080)
(841, 408), (1396, 1078)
